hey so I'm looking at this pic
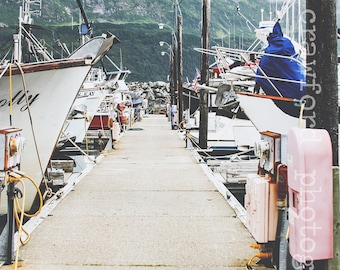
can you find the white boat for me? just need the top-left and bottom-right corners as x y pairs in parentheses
(0, 59), (92, 211)
(60, 67), (129, 145)
(0, 1), (117, 213)
(88, 76), (134, 144)
(54, 68), (132, 168)
(194, 2), (308, 137)
(185, 55), (260, 151)
(187, 110), (260, 149)
(212, 20), (307, 134)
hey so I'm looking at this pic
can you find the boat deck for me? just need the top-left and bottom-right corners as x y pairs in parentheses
(2, 114), (270, 270)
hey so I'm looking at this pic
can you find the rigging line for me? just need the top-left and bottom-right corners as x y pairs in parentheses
(9, 65), (13, 126)
(213, 47), (305, 64)
(14, 61), (45, 179)
(254, 63), (283, 97)
(104, 54), (121, 71)
(0, 61), (10, 80)
(276, 0), (297, 21)
(61, 131), (97, 163)
(84, 111), (89, 155)
(1, 49), (11, 65)
(20, 26), (53, 61)
(203, 148), (254, 161)
(99, 112), (105, 138)
(174, 0), (183, 19)
(236, 6), (257, 31)
(1, 63), (11, 124)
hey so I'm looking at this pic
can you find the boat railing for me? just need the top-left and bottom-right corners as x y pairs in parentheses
(84, 68), (107, 84)
(99, 55), (131, 82)
(245, 38), (263, 53)
(195, 44), (306, 99)
(212, 47), (304, 65)
(213, 47), (305, 89)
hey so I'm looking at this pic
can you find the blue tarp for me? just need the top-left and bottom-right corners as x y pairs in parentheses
(255, 22), (305, 117)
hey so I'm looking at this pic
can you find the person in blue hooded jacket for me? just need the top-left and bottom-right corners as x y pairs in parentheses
(254, 21), (306, 117)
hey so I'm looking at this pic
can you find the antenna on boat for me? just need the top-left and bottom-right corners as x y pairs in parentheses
(22, 0), (42, 24)
(236, 6), (257, 31)
(120, 48), (124, 70)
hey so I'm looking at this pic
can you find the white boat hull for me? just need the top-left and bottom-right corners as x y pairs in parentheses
(236, 92), (306, 135)
(0, 59), (92, 213)
(63, 88), (111, 143)
(189, 112), (260, 148)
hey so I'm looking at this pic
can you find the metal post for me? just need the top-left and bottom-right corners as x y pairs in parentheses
(198, 0), (210, 149)
(304, 1), (338, 269)
(177, 15), (183, 125)
(171, 47), (176, 106)
(169, 42), (176, 129)
(172, 37), (178, 129)
(305, 0), (338, 165)
(5, 182), (15, 265)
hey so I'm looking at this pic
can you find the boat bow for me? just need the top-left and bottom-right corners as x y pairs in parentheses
(236, 92), (306, 135)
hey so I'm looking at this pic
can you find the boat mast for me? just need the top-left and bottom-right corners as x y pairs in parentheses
(15, 0), (51, 63)
(22, 0), (42, 24)
(298, 0), (302, 44)
(76, 0), (93, 44)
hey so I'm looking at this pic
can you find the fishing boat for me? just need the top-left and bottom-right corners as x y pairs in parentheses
(183, 50), (261, 152)
(191, 0), (307, 138)
(52, 67), (133, 178)
(218, 17), (306, 134)
(59, 64), (131, 146)
(0, 0), (117, 213)
(51, 68), (122, 176)
(88, 75), (134, 143)
(184, 64), (260, 156)
(215, 20), (307, 134)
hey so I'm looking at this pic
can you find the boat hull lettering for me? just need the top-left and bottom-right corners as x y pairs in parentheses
(0, 89), (40, 112)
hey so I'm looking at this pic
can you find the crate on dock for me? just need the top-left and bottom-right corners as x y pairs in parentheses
(51, 159), (74, 173)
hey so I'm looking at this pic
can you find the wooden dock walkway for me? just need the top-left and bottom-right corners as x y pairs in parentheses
(2, 114), (268, 270)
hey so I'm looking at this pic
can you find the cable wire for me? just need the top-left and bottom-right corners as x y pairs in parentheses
(14, 62), (51, 196)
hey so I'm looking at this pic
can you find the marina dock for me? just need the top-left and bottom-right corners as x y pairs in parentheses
(2, 114), (269, 270)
